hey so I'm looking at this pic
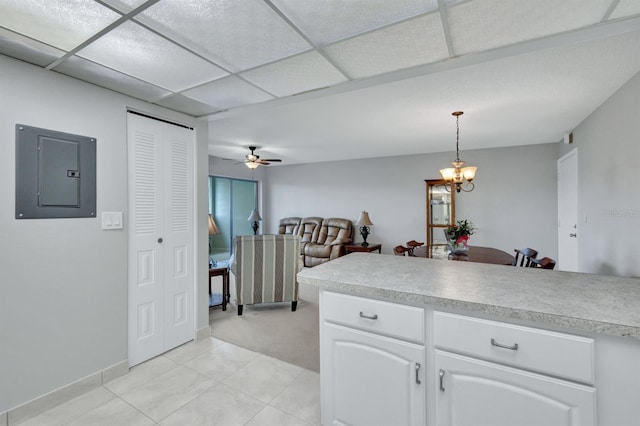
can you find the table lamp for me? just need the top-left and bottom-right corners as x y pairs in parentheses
(355, 211), (373, 247)
(208, 214), (220, 267)
(208, 214), (220, 236)
(248, 209), (262, 235)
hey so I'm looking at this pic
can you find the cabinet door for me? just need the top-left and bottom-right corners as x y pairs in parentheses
(435, 351), (595, 426)
(322, 323), (425, 426)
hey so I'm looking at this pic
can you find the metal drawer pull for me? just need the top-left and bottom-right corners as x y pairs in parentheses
(439, 369), (445, 392)
(415, 363), (421, 385)
(491, 338), (519, 351)
(359, 311), (378, 320)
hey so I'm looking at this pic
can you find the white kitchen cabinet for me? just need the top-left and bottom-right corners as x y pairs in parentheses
(435, 351), (596, 426)
(321, 291), (426, 426)
(433, 312), (596, 426)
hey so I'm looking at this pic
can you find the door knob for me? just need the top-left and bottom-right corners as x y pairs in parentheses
(569, 233), (577, 238)
(157, 237), (163, 243)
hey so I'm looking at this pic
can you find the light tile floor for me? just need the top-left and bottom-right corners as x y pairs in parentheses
(17, 337), (321, 426)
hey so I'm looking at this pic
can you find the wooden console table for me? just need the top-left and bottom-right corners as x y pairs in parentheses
(345, 243), (382, 254)
(209, 266), (229, 311)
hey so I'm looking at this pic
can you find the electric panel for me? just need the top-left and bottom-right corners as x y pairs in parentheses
(15, 124), (96, 219)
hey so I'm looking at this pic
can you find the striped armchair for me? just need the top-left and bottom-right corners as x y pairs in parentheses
(231, 234), (301, 316)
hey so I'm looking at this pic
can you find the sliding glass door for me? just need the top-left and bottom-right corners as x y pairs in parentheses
(208, 176), (257, 262)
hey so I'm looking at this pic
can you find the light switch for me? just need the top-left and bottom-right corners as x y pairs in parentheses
(102, 212), (123, 230)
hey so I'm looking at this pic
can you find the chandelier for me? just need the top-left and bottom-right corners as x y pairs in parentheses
(440, 111), (477, 193)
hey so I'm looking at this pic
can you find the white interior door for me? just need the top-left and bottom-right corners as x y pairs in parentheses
(128, 113), (194, 367)
(558, 150), (578, 272)
(162, 123), (194, 350)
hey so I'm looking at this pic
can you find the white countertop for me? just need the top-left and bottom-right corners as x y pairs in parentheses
(297, 253), (640, 339)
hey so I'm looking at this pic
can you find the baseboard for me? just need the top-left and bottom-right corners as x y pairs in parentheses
(7, 360), (128, 426)
(196, 325), (211, 340)
(102, 360), (129, 384)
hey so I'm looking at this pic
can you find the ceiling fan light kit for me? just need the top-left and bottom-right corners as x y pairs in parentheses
(440, 111), (477, 193)
(243, 146), (282, 169)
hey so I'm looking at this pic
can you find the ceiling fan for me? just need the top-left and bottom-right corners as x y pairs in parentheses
(242, 146), (282, 169)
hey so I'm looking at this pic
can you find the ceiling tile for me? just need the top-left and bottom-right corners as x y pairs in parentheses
(76, 21), (228, 92)
(0, 27), (65, 67)
(609, 0), (640, 20)
(154, 93), (222, 117)
(100, 0), (149, 14)
(240, 51), (348, 97)
(448, 0), (613, 55)
(0, 0), (121, 51)
(53, 55), (171, 102)
(270, 0), (441, 46)
(323, 14), (449, 79)
(182, 76), (274, 110)
(136, 0), (312, 72)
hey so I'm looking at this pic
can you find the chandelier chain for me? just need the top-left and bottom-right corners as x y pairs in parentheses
(455, 114), (461, 162)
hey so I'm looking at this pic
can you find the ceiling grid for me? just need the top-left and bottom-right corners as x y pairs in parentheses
(1, 0), (639, 164)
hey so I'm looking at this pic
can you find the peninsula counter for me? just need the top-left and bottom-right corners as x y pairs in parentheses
(298, 253), (640, 426)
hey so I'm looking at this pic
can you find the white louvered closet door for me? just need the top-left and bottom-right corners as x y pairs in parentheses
(127, 113), (195, 367)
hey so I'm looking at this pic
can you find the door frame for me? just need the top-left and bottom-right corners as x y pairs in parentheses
(557, 148), (578, 272)
(126, 111), (197, 366)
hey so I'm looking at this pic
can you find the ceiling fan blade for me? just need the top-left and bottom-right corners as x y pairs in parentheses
(261, 158), (281, 162)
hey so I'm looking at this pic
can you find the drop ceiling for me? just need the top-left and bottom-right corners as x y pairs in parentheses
(2, 0), (640, 165)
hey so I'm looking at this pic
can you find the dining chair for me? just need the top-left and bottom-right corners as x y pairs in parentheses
(393, 245), (411, 256)
(531, 257), (556, 270)
(513, 248), (538, 267)
(406, 240), (424, 256)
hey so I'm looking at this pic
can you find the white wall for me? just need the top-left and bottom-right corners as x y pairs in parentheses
(573, 70), (640, 277)
(0, 55), (210, 413)
(212, 73), (640, 280)
(208, 79), (640, 282)
(256, 143), (558, 260)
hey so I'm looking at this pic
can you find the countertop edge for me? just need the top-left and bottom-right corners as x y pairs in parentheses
(298, 275), (640, 340)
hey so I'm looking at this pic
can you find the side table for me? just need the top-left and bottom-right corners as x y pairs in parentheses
(345, 243), (382, 254)
(209, 266), (229, 311)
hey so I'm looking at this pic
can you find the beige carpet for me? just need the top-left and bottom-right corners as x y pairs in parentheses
(209, 278), (320, 372)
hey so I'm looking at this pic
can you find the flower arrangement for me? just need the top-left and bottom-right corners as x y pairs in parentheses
(445, 220), (475, 249)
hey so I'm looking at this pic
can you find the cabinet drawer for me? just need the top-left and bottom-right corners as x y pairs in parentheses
(434, 312), (594, 384)
(322, 291), (425, 344)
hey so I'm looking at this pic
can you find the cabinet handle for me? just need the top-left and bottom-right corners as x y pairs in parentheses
(491, 338), (519, 351)
(359, 311), (378, 320)
(439, 369), (445, 392)
(415, 363), (421, 385)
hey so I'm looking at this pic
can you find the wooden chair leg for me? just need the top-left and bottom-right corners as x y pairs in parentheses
(237, 305), (243, 316)
(292, 301), (298, 312)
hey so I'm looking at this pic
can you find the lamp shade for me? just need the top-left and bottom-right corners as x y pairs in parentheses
(355, 211), (373, 226)
(248, 209), (262, 222)
(439, 167), (456, 180)
(208, 214), (220, 235)
(461, 166), (477, 181)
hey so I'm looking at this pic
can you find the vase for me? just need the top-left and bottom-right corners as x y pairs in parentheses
(447, 239), (469, 254)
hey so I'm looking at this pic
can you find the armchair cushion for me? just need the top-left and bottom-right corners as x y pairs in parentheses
(298, 217), (323, 243)
(278, 217), (301, 235)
